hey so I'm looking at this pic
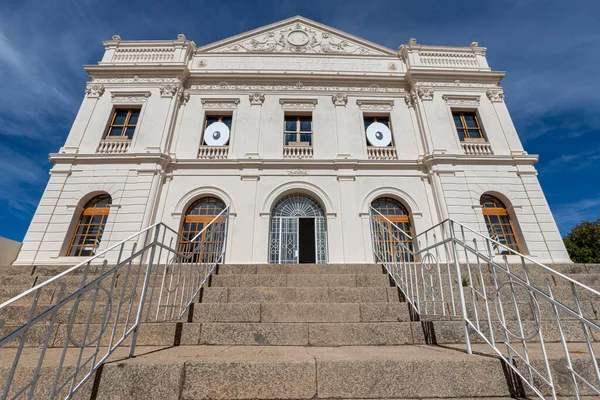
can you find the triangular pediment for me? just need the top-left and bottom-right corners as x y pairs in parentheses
(197, 16), (396, 56)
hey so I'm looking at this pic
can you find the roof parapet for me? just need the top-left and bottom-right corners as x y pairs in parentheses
(99, 35), (196, 66)
(399, 38), (490, 71)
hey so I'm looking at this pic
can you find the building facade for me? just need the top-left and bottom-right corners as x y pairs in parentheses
(13, 16), (570, 266)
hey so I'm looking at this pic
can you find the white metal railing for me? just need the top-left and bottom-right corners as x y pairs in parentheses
(283, 146), (313, 159)
(367, 147), (398, 160)
(198, 146), (228, 159)
(0, 207), (229, 399)
(370, 207), (600, 399)
(461, 141), (493, 155)
(96, 139), (131, 154)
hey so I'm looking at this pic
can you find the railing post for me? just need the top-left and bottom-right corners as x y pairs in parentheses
(449, 220), (472, 354)
(129, 224), (161, 357)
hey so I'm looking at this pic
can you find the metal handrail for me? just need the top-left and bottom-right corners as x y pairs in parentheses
(369, 207), (600, 398)
(0, 206), (229, 399)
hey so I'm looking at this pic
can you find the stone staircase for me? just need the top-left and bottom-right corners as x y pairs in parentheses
(0, 262), (599, 399)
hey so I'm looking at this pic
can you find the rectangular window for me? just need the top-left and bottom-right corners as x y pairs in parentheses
(452, 111), (485, 141)
(364, 116), (393, 147)
(106, 108), (141, 140)
(284, 115), (312, 146)
(203, 115), (232, 145)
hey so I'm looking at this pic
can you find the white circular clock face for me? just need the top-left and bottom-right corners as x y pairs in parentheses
(287, 30), (309, 46)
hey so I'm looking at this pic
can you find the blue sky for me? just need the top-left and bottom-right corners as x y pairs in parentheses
(0, 0), (599, 241)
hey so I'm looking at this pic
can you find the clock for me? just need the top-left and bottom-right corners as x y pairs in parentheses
(287, 30), (310, 47)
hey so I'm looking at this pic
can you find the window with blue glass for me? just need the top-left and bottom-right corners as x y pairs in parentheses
(284, 115), (312, 146)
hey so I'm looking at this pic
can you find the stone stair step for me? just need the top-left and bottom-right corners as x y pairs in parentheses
(192, 302), (411, 323)
(202, 286), (398, 303)
(218, 263), (384, 275)
(210, 273), (391, 288)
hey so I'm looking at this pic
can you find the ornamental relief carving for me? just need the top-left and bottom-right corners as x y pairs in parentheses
(159, 84), (181, 98)
(249, 92), (265, 105)
(85, 84), (105, 98)
(211, 22), (384, 56)
(356, 99), (394, 111)
(279, 98), (318, 109)
(442, 95), (480, 107)
(201, 98), (240, 109)
(486, 88), (505, 102)
(416, 87), (434, 100)
(190, 83), (403, 93)
(89, 74), (188, 84)
(110, 91), (151, 103)
(288, 168), (308, 176)
(331, 93), (348, 106)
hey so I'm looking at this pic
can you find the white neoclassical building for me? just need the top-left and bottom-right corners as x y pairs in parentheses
(13, 16), (571, 266)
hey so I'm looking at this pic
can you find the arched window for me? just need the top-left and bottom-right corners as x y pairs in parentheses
(178, 197), (226, 262)
(67, 195), (112, 257)
(371, 197), (414, 262)
(480, 195), (521, 253)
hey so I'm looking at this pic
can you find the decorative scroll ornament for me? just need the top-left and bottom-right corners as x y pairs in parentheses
(405, 94), (416, 108)
(249, 92), (265, 105)
(486, 88), (505, 102)
(210, 22), (384, 55)
(85, 84), (105, 98)
(332, 93), (348, 106)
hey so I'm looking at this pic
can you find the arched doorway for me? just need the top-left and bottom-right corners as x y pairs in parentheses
(67, 194), (112, 257)
(178, 197), (226, 262)
(269, 193), (327, 264)
(371, 197), (414, 262)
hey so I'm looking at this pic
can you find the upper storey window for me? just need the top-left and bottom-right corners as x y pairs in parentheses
(284, 115), (312, 146)
(203, 115), (232, 146)
(452, 111), (485, 141)
(106, 108), (140, 140)
(364, 116), (393, 147)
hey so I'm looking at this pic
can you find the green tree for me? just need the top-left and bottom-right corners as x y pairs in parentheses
(563, 218), (600, 263)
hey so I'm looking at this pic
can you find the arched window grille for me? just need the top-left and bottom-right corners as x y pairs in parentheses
(480, 195), (521, 253)
(178, 197), (226, 262)
(67, 195), (112, 257)
(371, 197), (414, 262)
(269, 194), (327, 264)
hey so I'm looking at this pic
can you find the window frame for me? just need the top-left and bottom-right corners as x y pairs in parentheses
(452, 110), (486, 142)
(363, 115), (394, 147)
(66, 195), (112, 257)
(283, 114), (313, 147)
(480, 195), (522, 253)
(105, 107), (141, 140)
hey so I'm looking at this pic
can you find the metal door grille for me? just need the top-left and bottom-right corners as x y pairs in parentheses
(269, 194), (327, 263)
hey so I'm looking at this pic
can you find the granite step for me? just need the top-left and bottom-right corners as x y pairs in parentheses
(210, 273), (391, 288)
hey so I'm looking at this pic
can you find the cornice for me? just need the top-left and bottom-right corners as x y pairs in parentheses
(84, 65), (190, 84)
(49, 152), (172, 166)
(422, 153), (539, 168)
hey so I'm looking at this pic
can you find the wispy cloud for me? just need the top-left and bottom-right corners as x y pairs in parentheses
(552, 197), (600, 234)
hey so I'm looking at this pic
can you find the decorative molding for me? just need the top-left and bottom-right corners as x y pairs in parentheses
(201, 98), (240, 109)
(388, 62), (398, 71)
(356, 99), (394, 111)
(179, 90), (191, 104)
(197, 59), (207, 67)
(110, 91), (151, 103)
(288, 168), (308, 176)
(279, 98), (318, 109)
(90, 75), (186, 84)
(486, 88), (505, 103)
(410, 79), (500, 88)
(249, 92), (265, 105)
(190, 82), (403, 93)
(442, 94), (480, 107)
(207, 21), (385, 56)
(405, 93), (416, 108)
(331, 93), (348, 106)
(416, 87), (434, 101)
(85, 84), (105, 98)
(159, 84), (181, 98)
